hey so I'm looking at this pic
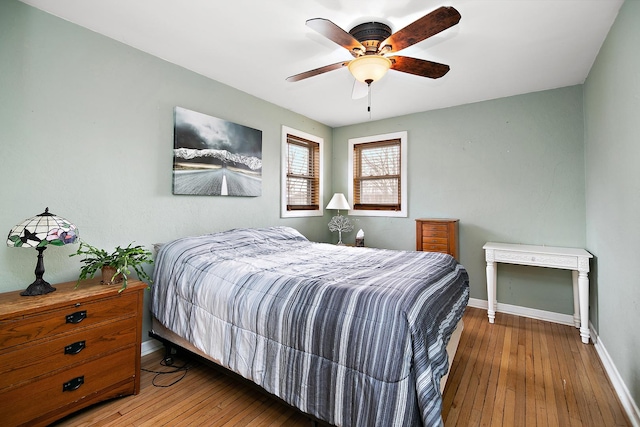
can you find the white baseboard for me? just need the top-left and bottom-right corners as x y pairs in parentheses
(590, 325), (640, 427)
(468, 298), (640, 426)
(468, 298), (575, 326)
(141, 338), (163, 356)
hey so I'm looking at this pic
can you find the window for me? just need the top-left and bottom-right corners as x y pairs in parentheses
(348, 131), (407, 217)
(281, 126), (324, 218)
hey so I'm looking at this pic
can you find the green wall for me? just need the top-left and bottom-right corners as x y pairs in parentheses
(584, 0), (640, 408)
(333, 86), (587, 314)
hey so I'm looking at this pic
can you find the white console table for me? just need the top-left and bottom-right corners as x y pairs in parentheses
(483, 242), (593, 344)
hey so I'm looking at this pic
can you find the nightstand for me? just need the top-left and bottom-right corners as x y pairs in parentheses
(0, 278), (146, 426)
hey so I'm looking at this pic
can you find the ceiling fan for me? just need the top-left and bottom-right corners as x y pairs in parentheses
(286, 6), (461, 86)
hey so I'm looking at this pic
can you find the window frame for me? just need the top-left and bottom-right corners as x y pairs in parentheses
(348, 131), (407, 218)
(281, 126), (324, 218)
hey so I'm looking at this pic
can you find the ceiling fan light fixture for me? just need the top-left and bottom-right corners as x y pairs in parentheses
(348, 55), (392, 84)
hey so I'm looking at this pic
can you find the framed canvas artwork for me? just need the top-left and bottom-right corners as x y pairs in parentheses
(173, 106), (262, 196)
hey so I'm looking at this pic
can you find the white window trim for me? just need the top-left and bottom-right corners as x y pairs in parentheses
(347, 131), (408, 218)
(281, 125), (324, 218)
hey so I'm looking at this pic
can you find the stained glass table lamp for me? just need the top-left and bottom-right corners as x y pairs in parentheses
(7, 207), (78, 296)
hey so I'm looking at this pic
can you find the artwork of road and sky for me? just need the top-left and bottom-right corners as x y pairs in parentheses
(173, 107), (262, 196)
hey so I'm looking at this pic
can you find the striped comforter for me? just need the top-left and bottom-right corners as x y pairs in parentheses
(151, 226), (469, 427)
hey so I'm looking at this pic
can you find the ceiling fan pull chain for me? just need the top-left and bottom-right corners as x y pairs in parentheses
(367, 81), (372, 118)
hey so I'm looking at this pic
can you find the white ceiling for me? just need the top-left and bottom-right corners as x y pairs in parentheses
(20, 0), (623, 128)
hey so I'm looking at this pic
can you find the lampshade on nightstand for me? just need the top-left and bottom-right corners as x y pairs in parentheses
(7, 207), (78, 296)
(326, 193), (351, 212)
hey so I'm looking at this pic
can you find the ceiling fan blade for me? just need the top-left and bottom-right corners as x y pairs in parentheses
(380, 6), (461, 53)
(286, 61), (350, 82)
(389, 56), (450, 79)
(306, 18), (365, 55)
(352, 79), (368, 99)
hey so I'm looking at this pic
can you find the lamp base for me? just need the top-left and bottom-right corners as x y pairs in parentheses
(21, 278), (56, 296)
(20, 246), (56, 296)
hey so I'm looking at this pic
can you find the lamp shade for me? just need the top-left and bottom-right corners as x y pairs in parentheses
(326, 193), (351, 211)
(7, 207), (78, 248)
(348, 55), (392, 83)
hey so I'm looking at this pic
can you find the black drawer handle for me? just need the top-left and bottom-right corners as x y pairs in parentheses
(65, 310), (87, 324)
(64, 340), (86, 355)
(62, 376), (84, 392)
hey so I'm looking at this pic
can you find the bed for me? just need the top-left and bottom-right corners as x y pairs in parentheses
(150, 226), (469, 427)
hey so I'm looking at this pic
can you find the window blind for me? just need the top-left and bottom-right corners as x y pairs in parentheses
(353, 138), (401, 211)
(286, 134), (320, 210)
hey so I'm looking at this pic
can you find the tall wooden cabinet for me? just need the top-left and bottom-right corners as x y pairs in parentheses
(0, 278), (146, 427)
(416, 218), (459, 260)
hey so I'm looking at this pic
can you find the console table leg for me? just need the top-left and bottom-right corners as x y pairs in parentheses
(572, 270), (580, 328)
(486, 261), (497, 323)
(578, 271), (590, 344)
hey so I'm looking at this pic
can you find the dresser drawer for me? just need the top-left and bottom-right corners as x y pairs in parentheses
(422, 243), (450, 253)
(0, 291), (139, 350)
(422, 236), (449, 246)
(0, 316), (137, 389)
(0, 346), (136, 426)
(421, 223), (450, 237)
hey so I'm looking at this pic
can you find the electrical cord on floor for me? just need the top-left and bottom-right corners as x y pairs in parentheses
(142, 356), (191, 387)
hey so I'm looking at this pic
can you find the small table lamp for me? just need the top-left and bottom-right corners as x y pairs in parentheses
(326, 193), (354, 245)
(6, 207), (79, 296)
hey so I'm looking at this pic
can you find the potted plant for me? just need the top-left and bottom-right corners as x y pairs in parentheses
(71, 241), (153, 292)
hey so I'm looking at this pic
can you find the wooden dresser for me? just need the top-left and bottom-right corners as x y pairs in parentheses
(415, 218), (459, 260)
(0, 278), (146, 426)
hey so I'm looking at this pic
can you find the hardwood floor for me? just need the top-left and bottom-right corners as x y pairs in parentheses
(53, 350), (310, 427)
(442, 307), (629, 427)
(54, 307), (630, 426)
